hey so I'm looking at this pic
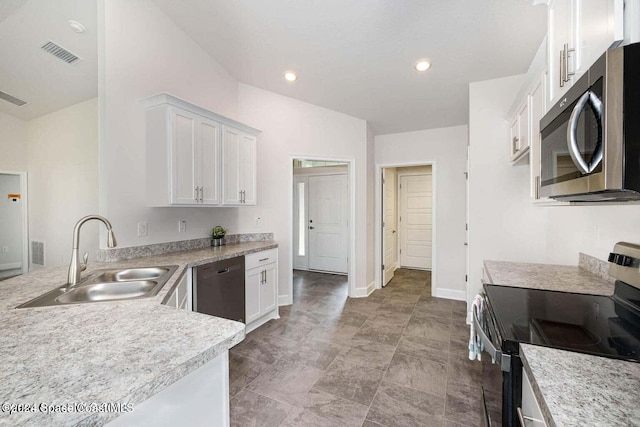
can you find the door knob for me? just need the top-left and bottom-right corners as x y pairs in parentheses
(309, 226), (315, 230)
(392, 230), (396, 234)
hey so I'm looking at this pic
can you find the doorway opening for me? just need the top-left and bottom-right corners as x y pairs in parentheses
(291, 158), (352, 302)
(0, 171), (28, 281)
(377, 164), (434, 292)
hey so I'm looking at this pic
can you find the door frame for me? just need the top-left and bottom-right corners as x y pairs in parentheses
(288, 156), (356, 302)
(0, 171), (29, 274)
(375, 162), (436, 295)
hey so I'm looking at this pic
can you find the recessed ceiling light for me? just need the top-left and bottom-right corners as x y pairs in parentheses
(414, 60), (431, 72)
(69, 20), (86, 33)
(284, 71), (298, 82)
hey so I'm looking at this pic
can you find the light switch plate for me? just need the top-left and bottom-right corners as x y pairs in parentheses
(178, 220), (186, 232)
(137, 222), (148, 237)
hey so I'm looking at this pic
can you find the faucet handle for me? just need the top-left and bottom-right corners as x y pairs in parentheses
(81, 252), (88, 271)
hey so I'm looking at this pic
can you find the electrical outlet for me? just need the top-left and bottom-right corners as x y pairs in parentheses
(137, 222), (148, 237)
(178, 220), (186, 232)
(255, 216), (263, 227)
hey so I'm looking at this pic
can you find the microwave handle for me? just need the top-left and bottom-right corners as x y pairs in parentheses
(472, 303), (511, 372)
(567, 90), (604, 174)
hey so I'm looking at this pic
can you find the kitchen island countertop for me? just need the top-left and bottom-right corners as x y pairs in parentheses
(0, 240), (277, 426)
(520, 344), (640, 426)
(483, 260), (614, 295)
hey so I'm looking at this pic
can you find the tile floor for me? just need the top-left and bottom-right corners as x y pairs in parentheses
(229, 269), (496, 427)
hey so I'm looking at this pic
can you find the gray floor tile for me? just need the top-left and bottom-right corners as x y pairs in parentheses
(366, 381), (445, 427)
(314, 358), (385, 406)
(384, 352), (448, 397)
(443, 382), (484, 426)
(404, 312), (451, 341)
(246, 359), (325, 406)
(230, 269), (481, 427)
(230, 389), (291, 427)
(334, 338), (396, 370)
(281, 388), (368, 427)
(229, 352), (270, 397)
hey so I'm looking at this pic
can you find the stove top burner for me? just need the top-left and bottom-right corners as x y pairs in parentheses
(485, 281), (640, 361)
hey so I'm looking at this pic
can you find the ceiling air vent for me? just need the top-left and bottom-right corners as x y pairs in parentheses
(0, 90), (27, 106)
(41, 41), (80, 64)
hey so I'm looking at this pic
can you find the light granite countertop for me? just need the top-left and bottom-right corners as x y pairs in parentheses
(0, 240), (277, 426)
(520, 344), (640, 426)
(483, 260), (614, 295)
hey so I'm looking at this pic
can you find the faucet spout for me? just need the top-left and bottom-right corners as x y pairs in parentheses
(67, 215), (117, 286)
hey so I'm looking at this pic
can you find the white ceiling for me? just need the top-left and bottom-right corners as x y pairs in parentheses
(152, 0), (547, 135)
(0, 0), (97, 121)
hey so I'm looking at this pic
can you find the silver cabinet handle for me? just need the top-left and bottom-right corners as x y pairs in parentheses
(199, 187), (203, 202)
(242, 190), (246, 204)
(567, 90), (603, 174)
(239, 190), (242, 203)
(564, 43), (575, 81)
(195, 186), (199, 202)
(512, 136), (519, 153)
(559, 49), (565, 87)
(259, 258), (269, 262)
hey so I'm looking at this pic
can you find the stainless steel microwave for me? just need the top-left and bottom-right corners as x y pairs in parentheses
(539, 42), (640, 202)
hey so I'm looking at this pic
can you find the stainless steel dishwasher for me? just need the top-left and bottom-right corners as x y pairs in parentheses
(193, 256), (245, 323)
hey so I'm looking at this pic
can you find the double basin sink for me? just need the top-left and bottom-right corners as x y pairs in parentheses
(17, 265), (178, 308)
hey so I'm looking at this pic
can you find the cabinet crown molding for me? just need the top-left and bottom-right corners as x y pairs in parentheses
(141, 93), (261, 135)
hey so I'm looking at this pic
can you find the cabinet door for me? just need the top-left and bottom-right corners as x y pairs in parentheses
(548, 0), (575, 105)
(518, 100), (530, 152)
(530, 77), (545, 199)
(171, 108), (199, 205)
(199, 118), (221, 205)
(245, 268), (262, 324)
(222, 127), (242, 205)
(577, 0), (623, 74)
(239, 133), (257, 205)
(260, 265), (277, 315)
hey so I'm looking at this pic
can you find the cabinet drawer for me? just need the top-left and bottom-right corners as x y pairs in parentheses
(245, 249), (277, 270)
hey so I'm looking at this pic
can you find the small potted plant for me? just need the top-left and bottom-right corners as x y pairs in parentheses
(210, 226), (227, 247)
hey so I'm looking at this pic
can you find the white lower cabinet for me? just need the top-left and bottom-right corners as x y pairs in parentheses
(245, 249), (279, 332)
(520, 368), (547, 427)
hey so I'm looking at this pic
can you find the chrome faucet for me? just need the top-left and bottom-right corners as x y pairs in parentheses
(67, 215), (117, 286)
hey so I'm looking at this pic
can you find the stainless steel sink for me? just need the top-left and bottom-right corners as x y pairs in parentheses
(16, 265), (178, 308)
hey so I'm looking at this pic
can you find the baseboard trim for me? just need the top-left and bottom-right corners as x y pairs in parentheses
(352, 281), (375, 298)
(278, 295), (291, 306)
(0, 262), (22, 271)
(433, 288), (466, 301)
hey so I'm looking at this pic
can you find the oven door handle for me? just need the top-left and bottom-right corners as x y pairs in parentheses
(567, 90), (604, 174)
(473, 303), (511, 372)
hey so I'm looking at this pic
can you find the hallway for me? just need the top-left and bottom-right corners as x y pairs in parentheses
(229, 269), (495, 426)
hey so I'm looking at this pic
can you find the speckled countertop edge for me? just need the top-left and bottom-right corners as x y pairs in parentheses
(483, 260), (614, 296)
(520, 344), (640, 427)
(0, 240), (277, 426)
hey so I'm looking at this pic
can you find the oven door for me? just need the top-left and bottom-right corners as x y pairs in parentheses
(540, 76), (605, 198)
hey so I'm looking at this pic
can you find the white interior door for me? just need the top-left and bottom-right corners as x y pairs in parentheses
(399, 174), (432, 269)
(382, 168), (397, 286)
(308, 174), (348, 274)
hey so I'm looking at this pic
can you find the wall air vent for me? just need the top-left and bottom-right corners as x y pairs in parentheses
(41, 41), (80, 64)
(0, 90), (27, 106)
(31, 241), (45, 266)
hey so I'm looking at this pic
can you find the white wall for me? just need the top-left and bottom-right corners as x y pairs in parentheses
(101, 0), (241, 248)
(0, 112), (27, 171)
(0, 174), (22, 268)
(375, 125), (468, 300)
(468, 74), (640, 305)
(27, 98), (100, 268)
(366, 125), (375, 289)
(237, 84), (369, 302)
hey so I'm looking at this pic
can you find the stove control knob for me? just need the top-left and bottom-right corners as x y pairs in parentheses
(608, 252), (635, 267)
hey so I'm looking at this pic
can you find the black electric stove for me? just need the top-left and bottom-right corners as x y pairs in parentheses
(476, 242), (640, 427)
(484, 280), (640, 361)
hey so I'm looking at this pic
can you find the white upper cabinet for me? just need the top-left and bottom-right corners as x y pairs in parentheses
(222, 127), (257, 206)
(143, 94), (260, 207)
(547, 0), (623, 106)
